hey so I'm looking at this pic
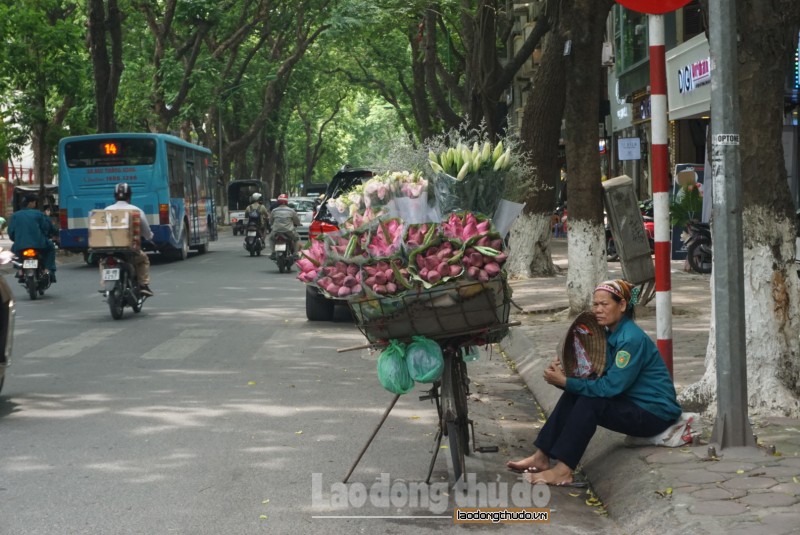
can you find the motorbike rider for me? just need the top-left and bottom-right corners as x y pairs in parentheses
(244, 192), (270, 238)
(269, 194), (301, 259)
(106, 183), (155, 297)
(8, 194), (58, 282)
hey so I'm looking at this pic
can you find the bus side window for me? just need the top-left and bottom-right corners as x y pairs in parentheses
(168, 154), (185, 197)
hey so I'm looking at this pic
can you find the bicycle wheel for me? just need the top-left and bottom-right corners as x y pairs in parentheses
(441, 352), (470, 483)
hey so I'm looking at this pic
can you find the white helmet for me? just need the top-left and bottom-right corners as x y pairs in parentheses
(251, 192), (263, 203)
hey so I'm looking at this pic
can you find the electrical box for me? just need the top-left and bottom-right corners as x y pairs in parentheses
(602, 175), (654, 285)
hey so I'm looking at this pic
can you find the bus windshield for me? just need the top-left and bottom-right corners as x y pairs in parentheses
(64, 138), (157, 167)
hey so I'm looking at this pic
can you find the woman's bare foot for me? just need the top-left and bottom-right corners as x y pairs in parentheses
(524, 461), (574, 486)
(506, 450), (550, 473)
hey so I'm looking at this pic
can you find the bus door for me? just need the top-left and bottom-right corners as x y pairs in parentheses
(185, 161), (200, 244)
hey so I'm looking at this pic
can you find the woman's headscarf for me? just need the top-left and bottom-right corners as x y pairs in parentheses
(594, 279), (640, 310)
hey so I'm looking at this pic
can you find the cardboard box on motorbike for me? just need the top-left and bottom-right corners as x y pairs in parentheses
(88, 210), (141, 251)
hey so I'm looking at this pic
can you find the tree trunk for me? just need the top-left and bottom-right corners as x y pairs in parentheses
(681, 0), (800, 416)
(31, 123), (52, 187)
(88, 0), (123, 132)
(424, 5), (462, 130)
(506, 213), (555, 277)
(508, 27), (566, 278)
(561, 0), (613, 312)
(408, 28), (434, 141)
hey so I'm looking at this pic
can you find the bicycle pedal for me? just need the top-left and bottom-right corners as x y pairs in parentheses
(475, 446), (499, 453)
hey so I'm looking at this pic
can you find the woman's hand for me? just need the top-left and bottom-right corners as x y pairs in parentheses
(543, 356), (567, 388)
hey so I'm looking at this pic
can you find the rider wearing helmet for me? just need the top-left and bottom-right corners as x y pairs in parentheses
(106, 183), (155, 296)
(8, 194), (58, 282)
(244, 192), (270, 237)
(269, 194), (301, 259)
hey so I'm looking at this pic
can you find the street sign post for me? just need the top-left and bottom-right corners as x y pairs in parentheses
(615, 0), (693, 376)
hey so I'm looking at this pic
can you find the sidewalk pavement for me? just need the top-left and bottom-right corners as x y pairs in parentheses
(500, 237), (800, 535)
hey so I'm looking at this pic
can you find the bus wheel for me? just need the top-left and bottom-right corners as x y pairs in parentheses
(172, 228), (189, 261)
(168, 226), (189, 260)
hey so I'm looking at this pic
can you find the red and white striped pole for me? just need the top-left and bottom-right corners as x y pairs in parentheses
(648, 15), (673, 377)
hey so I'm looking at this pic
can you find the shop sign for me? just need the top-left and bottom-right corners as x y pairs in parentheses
(678, 57), (711, 94)
(610, 79), (633, 131)
(666, 34), (711, 120)
(618, 137), (641, 161)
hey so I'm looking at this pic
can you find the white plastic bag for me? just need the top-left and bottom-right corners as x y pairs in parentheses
(624, 412), (703, 448)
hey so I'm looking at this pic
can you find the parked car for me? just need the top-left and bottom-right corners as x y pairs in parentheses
(306, 166), (374, 321)
(288, 196), (317, 241)
(0, 248), (16, 394)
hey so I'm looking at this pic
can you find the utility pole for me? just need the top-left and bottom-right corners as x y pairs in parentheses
(708, 0), (755, 450)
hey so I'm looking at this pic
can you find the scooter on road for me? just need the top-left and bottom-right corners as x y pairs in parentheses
(12, 248), (52, 300)
(96, 250), (147, 320)
(243, 212), (265, 257)
(272, 232), (296, 273)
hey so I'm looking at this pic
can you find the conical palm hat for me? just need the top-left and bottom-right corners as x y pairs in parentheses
(560, 312), (607, 378)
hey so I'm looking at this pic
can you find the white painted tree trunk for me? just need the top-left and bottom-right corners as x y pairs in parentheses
(566, 220), (608, 312)
(679, 211), (800, 417)
(505, 212), (556, 278)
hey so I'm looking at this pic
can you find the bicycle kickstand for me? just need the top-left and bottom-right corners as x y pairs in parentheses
(421, 386), (445, 484)
(424, 427), (444, 484)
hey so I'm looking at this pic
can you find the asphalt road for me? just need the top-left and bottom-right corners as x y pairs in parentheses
(0, 232), (617, 534)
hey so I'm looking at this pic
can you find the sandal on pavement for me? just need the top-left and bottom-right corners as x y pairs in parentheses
(507, 466), (541, 474)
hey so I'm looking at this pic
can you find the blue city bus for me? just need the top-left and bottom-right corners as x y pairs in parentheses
(58, 133), (218, 261)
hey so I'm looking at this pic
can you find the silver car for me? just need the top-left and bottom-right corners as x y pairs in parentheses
(0, 249), (16, 394)
(288, 197), (318, 241)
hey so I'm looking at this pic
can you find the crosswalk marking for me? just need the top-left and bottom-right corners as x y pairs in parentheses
(24, 328), (124, 358)
(140, 329), (221, 360)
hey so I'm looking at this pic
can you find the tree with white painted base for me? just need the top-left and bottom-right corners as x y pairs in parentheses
(507, 18), (566, 279)
(680, 0), (800, 417)
(561, 0), (613, 312)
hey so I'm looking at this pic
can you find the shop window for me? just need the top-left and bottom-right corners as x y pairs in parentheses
(683, 1), (706, 41)
(614, 5), (649, 73)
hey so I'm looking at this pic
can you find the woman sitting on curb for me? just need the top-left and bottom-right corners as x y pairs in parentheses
(507, 279), (682, 486)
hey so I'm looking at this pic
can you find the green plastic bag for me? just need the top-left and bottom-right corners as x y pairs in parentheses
(406, 336), (444, 383)
(377, 340), (415, 394)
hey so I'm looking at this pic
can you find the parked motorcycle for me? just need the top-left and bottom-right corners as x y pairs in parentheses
(0, 248), (16, 394)
(243, 211), (265, 257)
(272, 231), (296, 273)
(12, 248), (52, 300)
(685, 220), (712, 274)
(97, 250), (147, 320)
(605, 213), (655, 262)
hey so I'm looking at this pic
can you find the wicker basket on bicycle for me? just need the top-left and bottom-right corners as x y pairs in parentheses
(348, 277), (512, 345)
